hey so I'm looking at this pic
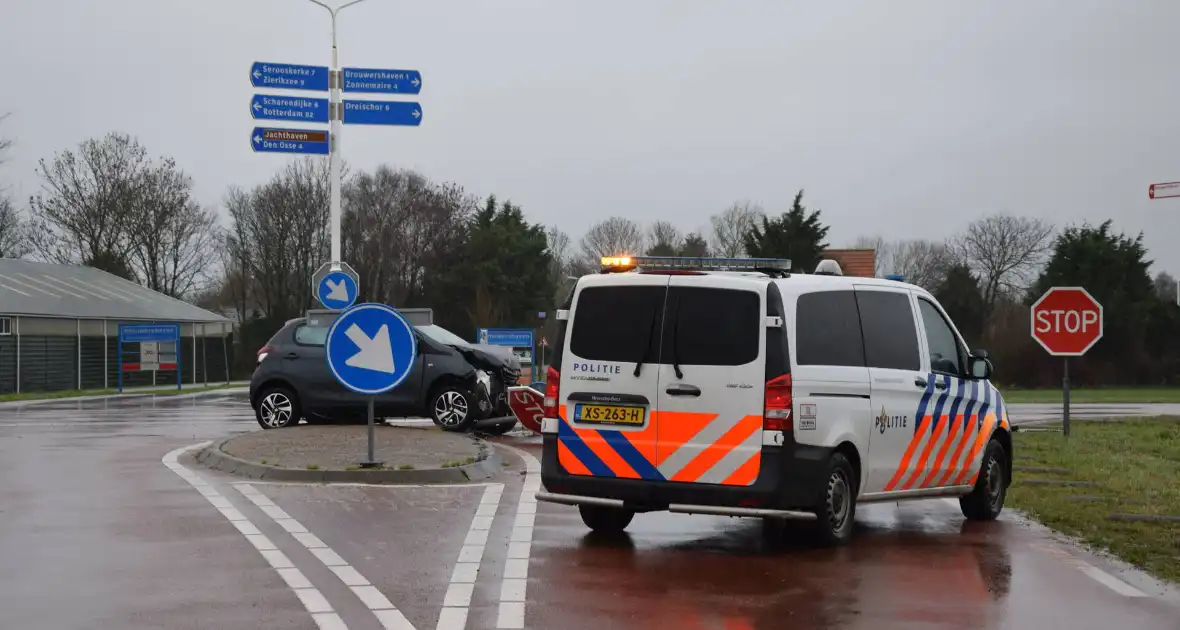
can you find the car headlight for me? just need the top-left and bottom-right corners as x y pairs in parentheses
(475, 369), (491, 394)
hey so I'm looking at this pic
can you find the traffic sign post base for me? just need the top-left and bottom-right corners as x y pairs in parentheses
(1063, 358), (1071, 438)
(358, 397), (382, 468)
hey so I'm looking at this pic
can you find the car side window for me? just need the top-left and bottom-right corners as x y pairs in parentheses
(293, 325), (328, 347)
(917, 298), (965, 376)
(854, 290), (921, 371)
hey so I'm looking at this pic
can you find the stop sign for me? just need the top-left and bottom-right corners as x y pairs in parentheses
(1030, 287), (1104, 356)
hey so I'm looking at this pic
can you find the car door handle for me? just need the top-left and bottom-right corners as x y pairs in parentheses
(285, 352), (299, 359)
(666, 384), (701, 397)
(914, 377), (928, 388)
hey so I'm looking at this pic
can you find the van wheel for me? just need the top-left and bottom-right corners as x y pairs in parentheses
(255, 387), (300, 429)
(814, 453), (857, 546)
(578, 504), (634, 533)
(961, 439), (1007, 521)
(430, 387), (475, 432)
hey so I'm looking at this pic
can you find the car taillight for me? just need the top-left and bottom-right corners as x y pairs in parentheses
(764, 373), (792, 432)
(257, 345), (276, 364)
(543, 366), (560, 418)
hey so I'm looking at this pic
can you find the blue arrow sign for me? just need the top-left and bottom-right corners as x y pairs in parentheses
(317, 271), (358, 310)
(251, 127), (330, 155)
(342, 100), (423, 126)
(341, 67), (422, 94)
(250, 61), (330, 91)
(251, 94), (329, 123)
(325, 303), (418, 395)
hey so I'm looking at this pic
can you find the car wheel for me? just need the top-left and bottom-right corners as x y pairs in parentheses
(960, 439), (1007, 521)
(578, 504), (634, 533)
(814, 452), (857, 546)
(255, 387), (300, 429)
(431, 387), (475, 432)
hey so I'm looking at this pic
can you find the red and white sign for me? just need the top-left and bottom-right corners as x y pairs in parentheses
(1149, 182), (1180, 200)
(1030, 287), (1104, 356)
(506, 385), (544, 434)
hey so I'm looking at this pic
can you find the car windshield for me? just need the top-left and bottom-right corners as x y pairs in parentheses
(416, 324), (470, 347)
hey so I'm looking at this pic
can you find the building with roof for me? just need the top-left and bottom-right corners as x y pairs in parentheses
(820, 248), (877, 278)
(0, 258), (232, 394)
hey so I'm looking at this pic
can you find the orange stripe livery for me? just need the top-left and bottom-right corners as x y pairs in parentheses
(884, 415), (931, 492)
(670, 415), (761, 483)
(920, 413), (963, 488)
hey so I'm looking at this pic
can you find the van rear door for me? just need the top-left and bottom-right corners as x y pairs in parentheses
(655, 275), (767, 486)
(557, 274), (670, 480)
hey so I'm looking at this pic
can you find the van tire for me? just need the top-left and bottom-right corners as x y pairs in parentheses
(960, 438), (1007, 521)
(814, 453), (857, 546)
(578, 504), (634, 533)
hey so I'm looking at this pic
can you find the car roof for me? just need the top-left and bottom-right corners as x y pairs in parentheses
(577, 269), (931, 298)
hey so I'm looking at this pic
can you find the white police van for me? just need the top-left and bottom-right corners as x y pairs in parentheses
(536, 255), (1012, 544)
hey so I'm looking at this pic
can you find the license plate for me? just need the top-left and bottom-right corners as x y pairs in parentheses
(574, 404), (645, 426)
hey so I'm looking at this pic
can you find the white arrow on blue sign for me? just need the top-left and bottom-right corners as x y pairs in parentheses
(250, 61), (330, 91)
(325, 303), (418, 395)
(317, 271), (358, 310)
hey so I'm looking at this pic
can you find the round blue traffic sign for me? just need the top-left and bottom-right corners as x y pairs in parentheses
(317, 271), (358, 310)
(325, 303), (418, 395)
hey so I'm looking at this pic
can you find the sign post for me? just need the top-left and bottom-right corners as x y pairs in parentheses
(478, 328), (535, 383)
(1030, 287), (1104, 437)
(325, 303), (418, 467)
(117, 324), (181, 393)
(312, 261), (360, 310)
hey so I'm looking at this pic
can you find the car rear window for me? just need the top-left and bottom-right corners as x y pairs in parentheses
(294, 324), (329, 346)
(569, 286), (666, 363)
(661, 287), (760, 366)
(795, 290), (865, 367)
(855, 290), (921, 371)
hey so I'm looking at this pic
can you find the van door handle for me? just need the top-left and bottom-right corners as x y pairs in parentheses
(285, 352), (299, 359)
(914, 377), (928, 388)
(666, 384), (701, 397)
(934, 380), (948, 390)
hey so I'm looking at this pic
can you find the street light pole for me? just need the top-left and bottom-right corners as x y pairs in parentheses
(305, 0), (370, 271)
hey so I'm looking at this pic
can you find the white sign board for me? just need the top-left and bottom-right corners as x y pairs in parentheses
(1149, 182), (1180, 200)
(140, 342), (160, 371)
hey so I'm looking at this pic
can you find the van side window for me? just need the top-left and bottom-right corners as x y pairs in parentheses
(795, 291), (865, 367)
(854, 290), (920, 371)
(569, 286), (666, 363)
(661, 287), (761, 366)
(917, 298), (964, 376)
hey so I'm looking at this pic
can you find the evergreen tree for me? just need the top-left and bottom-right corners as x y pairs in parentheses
(933, 263), (985, 347)
(742, 190), (829, 272)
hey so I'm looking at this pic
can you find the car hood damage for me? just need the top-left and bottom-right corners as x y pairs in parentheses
(452, 343), (521, 372)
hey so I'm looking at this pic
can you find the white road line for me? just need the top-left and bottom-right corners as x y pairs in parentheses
(234, 483), (419, 630)
(435, 483), (505, 630)
(491, 444), (541, 629)
(162, 443), (348, 630)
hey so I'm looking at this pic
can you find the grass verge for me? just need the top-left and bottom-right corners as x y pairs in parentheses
(1000, 387), (1180, 404)
(1008, 418), (1180, 584)
(0, 383), (238, 403)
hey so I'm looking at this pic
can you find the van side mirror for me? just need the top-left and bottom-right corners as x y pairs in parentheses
(968, 351), (993, 380)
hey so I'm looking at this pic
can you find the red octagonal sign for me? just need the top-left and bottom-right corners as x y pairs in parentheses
(1030, 287), (1104, 356)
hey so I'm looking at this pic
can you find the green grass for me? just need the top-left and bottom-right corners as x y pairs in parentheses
(1008, 418), (1180, 584)
(0, 383), (237, 403)
(1000, 387), (1180, 404)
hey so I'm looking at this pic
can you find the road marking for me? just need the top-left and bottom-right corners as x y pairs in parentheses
(234, 481), (500, 490)
(234, 483), (419, 630)
(491, 444), (541, 629)
(162, 443), (349, 630)
(436, 483), (504, 630)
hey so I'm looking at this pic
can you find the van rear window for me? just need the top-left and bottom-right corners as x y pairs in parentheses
(569, 286), (666, 363)
(661, 287), (760, 366)
(795, 290), (865, 367)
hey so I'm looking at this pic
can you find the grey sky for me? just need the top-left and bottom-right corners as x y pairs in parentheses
(2, 0), (1178, 274)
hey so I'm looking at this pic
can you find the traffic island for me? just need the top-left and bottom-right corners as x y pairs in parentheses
(196, 425), (501, 483)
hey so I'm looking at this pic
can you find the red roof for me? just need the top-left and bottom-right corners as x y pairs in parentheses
(820, 249), (876, 278)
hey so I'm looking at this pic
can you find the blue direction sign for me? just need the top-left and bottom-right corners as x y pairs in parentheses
(342, 100), (423, 126)
(251, 94), (329, 123)
(250, 61), (330, 91)
(341, 67), (422, 94)
(317, 271), (358, 310)
(251, 127), (330, 155)
(325, 303), (418, 395)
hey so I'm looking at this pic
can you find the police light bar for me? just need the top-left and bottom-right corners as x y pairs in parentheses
(600, 255), (792, 272)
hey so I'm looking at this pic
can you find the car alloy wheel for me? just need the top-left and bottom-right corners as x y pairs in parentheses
(260, 392), (294, 428)
(434, 390), (469, 427)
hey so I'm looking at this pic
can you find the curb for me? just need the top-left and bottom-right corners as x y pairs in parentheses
(195, 436), (502, 484)
(0, 385), (249, 409)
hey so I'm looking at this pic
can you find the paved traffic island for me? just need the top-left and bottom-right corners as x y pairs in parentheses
(197, 425), (501, 483)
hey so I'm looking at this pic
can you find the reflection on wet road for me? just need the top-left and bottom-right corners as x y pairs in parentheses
(1, 393), (1178, 629)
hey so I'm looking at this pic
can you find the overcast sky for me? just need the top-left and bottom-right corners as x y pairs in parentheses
(2, 0), (1178, 274)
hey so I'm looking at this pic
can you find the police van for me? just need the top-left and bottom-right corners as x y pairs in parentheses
(536, 255), (1012, 544)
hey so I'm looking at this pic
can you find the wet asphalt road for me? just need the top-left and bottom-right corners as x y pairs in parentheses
(1, 393), (1179, 630)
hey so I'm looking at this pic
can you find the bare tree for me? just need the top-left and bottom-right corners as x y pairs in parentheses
(1155, 271), (1177, 305)
(710, 201), (764, 257)
(852, 235), (890, 276)
(888, 239), (954, 289)
(646, 220), (682, 256)
(580, 216), (645, 266)
(951, 215), (1054, 312)
(0, 197), (26, 258)
(0, 113), (11, 167)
